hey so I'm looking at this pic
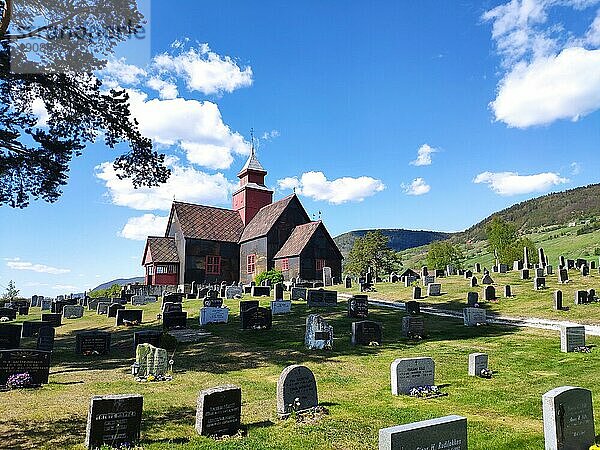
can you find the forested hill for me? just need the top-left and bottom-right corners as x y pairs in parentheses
(334, 229), (452, 256)
(460, 183), (600, 241)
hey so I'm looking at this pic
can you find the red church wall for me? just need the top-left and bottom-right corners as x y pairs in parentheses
(153, 273), (178, 285)
(233, 188), (273, 224)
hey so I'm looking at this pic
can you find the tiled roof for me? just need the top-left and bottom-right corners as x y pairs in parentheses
(238, 152), (266, 175)
(239, 194), (298, 243)
(170, 202), (244, 243)
(273, 221), (322, 259)
(146, 237), (179, 263)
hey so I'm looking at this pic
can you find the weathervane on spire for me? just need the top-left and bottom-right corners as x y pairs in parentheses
(250, 128), (255, 156)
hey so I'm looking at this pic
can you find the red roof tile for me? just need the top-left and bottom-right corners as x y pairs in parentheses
(168, 202), (244, 243)
(273, 221), (322, 258)
(144, 237), (179, 264)
(239, 194), (300, 242)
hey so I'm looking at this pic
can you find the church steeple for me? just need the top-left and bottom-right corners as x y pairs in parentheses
(232, 133), (273, 224)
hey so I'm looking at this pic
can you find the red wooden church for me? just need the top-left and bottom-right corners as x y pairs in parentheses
(142, 149), (343, 286)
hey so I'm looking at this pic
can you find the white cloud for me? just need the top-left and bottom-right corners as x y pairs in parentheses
(410, 144), (437, 166)
(402, 178), (431, 196)
(261, 130), (280, 141)
(31, 98), (49, 127)
(127, 90), (250, 170)
(570, 161), (581, 175)
(277, 172), (385, 204)
(484, 1), (600, 127)
(491, 47), (600, 127)
(96, 157), (236, 211)
(152, 43), (253, 96)
(52, 285), (78, 291)
(119, 214), (169, 241)
(102, 58), (147, 86)
(473, 171), (568, 195)
(146, 76), (179, 100)
(6, 258), (70, 274)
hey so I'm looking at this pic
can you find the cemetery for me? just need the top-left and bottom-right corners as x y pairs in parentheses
(2, 258), (600, 449)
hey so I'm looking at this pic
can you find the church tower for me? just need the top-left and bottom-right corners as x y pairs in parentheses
(232, 145), (273, 224)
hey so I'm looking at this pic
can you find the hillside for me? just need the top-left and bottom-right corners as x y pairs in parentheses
(459, 183), (600, 241)
(334, 229), (452, 256)
(91, 276), (144, 292)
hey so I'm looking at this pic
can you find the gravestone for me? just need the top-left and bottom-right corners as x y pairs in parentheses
(379, 415), (467, 450)
(200, 307), (229, 325)
(18, 306), (29, 315)
(467, 292), (479, 306)
(290, 287), (308, 301)
(412, 286), (421, 300)
(581, 265), (590, 276)
(470, 276), (477, 288)
(36, 326), (55, 351)
(402, 316), (424, 338)
(135, 343), (168, 377)
(307, 289), (337, 307)
(240, 306), (272, 330)
(558, 268), (569, 284)
(0, 349), (51, 386)
(535, 268), (545, 278)
(504, 285), (512, 297)
(21, 321), (50, 338)
(351, 320), (382, 345)
(405, 301), (420, 315)
(41, 313), (61, 327)
(225, 286), (243, 299)
(133, 330), (162, 350)
(591, 261), (597, 270)
(481, 274), (494, 284)
(271, 300), (292, 315)
(404, 276), (417, 287)
(76, 331), (111, 355)
(163, 292), (185, 304)
(554, 290), (563, 310)
(273, 283), (284, 301)
(545, 265), (553, 275)
(277, 365), (318, 417)
(560, 325), (585, 352)
(499, 264), (508, 273)
(96, 302), (110, 315)
(322, 267), (332, 286)
(107, 303), (125, 318)
(347, 295), (368, 318)
(588, 289), (596, 303)
(422, 275), (435, 286)
(575, 290), (588, 305)
(115, 309), (142, 326)
(63, 305), (84, 319)
(0, 324), (21, 349)
(513, 260), (523, 271)
(41, 298), (52, 310)
(559, 255), (566, 267)
(0, 307), (16, 321)
(195, 385), (241, 437)
(251, 286), (270, 297)
(445, 265), (455, 276)
(85, 394), (143, 450)
(162, 302), (183, 314)
(426, 283), (441, 296)
(539, 247), (546, 267)
(474, 262), (481, 273)
(305, 314), (333, 350)
(483, 286), (496, 301)
(464, 270), (473, 279)
(162, 311), (188, 330)
(521, 269), (530, 280)
(576, 258), (587, 269)
(390, 357), (435, 395)
(51, 300), (66, 314)
(468, 352), (488, 376)
(567, 259), (575, 269)
(344, 276), (352, 289)
(542, 386), (594, 450)
(463, 308), (486, 327)
(534, 277), (546, 290)
(524, 247), (530, 268)
(132, 295), (157, 306)
(203, 297), (223, 308)
(421, 266), (428, 277)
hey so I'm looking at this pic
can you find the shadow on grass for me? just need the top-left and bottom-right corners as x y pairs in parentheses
(0, 415), (85, 449)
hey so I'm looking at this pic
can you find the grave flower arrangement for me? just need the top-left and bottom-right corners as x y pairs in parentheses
(6, 372), (33, 389)
(409, 385), (445, 398)
(480, 368), (493, 378)
(574, 345), (592, 353)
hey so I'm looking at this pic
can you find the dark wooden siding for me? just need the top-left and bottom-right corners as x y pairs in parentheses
(184, 239), (239, 284)
(274, 256), (300, 280)
(239, 237), (268, 284)
(266, 200), (311, 265)
(299, 226), (343, 281)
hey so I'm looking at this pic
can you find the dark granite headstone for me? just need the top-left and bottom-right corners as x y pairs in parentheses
(276, 365), (318, 417)
(85, 394), (143, 450)
(290, 287), (308, 301)
(18, 306), (29, 316)
(133, 330), (163, 350)
(351, 320), (382, 345)
(195, 385), (241, 437)
(162, 302), (183, 314)
(0, 307), (17, 321)
(347, 295), (368, 318)
(307, 289), (337, 307)
(162, 311), (188, 330)
(521, 269), (530, 280)
(412, 286), (421, 300)
(554, 290), (563, 310)
(240, 306), (272, 330)
(405, 301), (420, 315)
(41, 313), (61, 327)
(402, 316), (424, 338)
(467, 292), (479, 306)
(0, 323), (21, 349)
(76, 331), (111, 355)
(483, 286), (496, 301)
(379, 415), (467, 450)
(575, 290), (588, 305)
(107, 303), (125, 318)
(115, 309), (143, 326)
(543, 386), (594, 450)
(21, 321), (51, 338)
(251, 286), (270, 297)
(36, 326), (55, 352)
(0, 349), (51, 386)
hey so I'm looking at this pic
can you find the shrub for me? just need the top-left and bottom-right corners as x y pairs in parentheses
(255, 269), (284, 285)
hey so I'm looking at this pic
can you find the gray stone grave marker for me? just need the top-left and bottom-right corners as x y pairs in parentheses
(378, 415), (467, 450)
(427, 283), (441, 296)
(305, 314), (333, 350)
(276, 365), (318, 418)
(468, 352), (488, 376)
(390, 357), (435, 395)
(463, 308), (486, 327)
(85, 394), (143, 450)
(195, 385), (241, 437)
(560, 325), (585, 352)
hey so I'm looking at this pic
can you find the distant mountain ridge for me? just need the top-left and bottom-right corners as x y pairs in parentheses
(459, 183), (600, 241)
(91, 277), (144, 292)
(334, 229), (452, 256)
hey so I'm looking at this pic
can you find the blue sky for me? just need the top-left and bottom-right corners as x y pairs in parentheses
(2, 0), (600, 296)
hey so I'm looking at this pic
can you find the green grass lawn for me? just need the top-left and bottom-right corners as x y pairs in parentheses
(2, 294), (600, 449)
(340, 267), (600, 324)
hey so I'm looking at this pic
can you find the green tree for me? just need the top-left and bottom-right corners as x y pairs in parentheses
(344, 230), (402, 277)
(0, 0), (170, 208)
(485, 217), (537, 265)
(426, 241), (464, 270)
(89, 283), (121, 299)
(255, 269), (283, 285)
(2, 279), (19, 301)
